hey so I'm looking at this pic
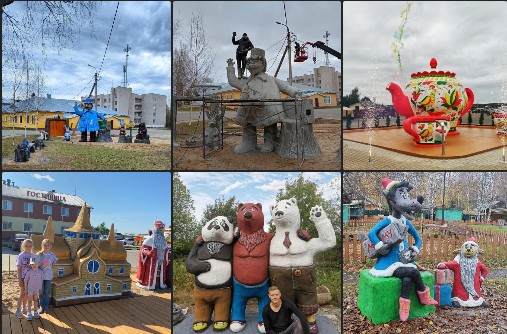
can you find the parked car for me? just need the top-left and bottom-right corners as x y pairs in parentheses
(8, 234), (29, 251)
(123, 238), (135, 246)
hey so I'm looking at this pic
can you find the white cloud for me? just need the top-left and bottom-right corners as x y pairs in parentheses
(220, 181), (243, 195)
(256, 180), (287, 192)
(30, 174), (55, 182)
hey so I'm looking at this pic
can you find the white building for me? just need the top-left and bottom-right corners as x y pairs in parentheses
(84, 86), (167, 127)
(291, 66), (342, 99)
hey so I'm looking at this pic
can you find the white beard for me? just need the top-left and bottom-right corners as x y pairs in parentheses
(459, 255), (479, 298)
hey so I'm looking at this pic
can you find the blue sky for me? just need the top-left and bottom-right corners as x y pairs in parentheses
(178, 172), (341, 226)
(2, 172), (171, 235)
(2, 1), (170, 101)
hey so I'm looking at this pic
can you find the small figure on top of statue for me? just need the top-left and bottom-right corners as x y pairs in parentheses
(232, 32), (254, 79)
(360, 178), (437, 323)
(73, 98), (106, 142)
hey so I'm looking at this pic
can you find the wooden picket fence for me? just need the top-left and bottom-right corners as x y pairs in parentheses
(344, 229), (507, 265)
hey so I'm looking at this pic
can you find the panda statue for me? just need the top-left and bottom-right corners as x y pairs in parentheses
(186, 216), (234, 333)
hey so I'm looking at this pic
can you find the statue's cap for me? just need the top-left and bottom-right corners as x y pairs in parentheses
(381, 178), (400, 192)
(249, 48), (265, 59)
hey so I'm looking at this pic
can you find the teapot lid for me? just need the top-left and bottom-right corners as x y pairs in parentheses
(411, 58), (456, 78)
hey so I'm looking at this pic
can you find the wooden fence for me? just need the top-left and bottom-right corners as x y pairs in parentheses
(344, 230), (507, 265)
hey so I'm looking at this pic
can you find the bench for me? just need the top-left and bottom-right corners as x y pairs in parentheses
(357, 269), (435, 324)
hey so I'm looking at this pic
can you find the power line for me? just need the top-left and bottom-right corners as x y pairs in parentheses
(97, 1), (120, 75)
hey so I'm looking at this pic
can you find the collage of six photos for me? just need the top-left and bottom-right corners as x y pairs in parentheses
(1, 1), (506, 334)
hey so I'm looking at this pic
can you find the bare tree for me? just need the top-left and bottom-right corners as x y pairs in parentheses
(2, 1), (98, 101)
(173, 13), (216, 99)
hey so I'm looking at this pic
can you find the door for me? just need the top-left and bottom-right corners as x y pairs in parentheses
(314, 98), (319, 108)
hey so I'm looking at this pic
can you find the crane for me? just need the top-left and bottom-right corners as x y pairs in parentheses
(294, 41), (341, 63)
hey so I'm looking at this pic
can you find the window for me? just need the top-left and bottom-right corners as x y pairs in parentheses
(23, 202), (33, 213)
(2, 200), (12, 210)
(3, 222), (12, 231)
(14, 116), (17, 123)
(41, 224), (46, 232)
(153, 112), (156, 116)
(87, 260), (100, 274)
(85, 283), (91, 295)
(108, 267), (113, 274)
(153, 119), (156, 124)
(94, 282), (100, 294)
(119, 267), (124, 274)
(58, 268), (64, 276)
(43, 205), (52, 215)
(72, 286), (77, 293)
(23, 223), (33, 232)
(324, 96), (331, 104)
(107, 284), (111, 291)
(61, 207), (69, 217)
(122, 283), (127, 289)
(20, 116), (23, 123)
(32, 115), (35, 124)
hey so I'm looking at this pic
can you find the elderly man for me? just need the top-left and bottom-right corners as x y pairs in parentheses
(136, 221), (170, 290)
(227, 48), (299, 154)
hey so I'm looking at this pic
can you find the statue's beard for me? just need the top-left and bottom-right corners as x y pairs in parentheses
(459, 255), (479, 298)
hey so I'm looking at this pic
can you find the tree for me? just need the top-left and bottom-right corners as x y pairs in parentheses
(386, 115), (391, 127)
(2, 1), (98, 105)
(467, 110), (473, 125)
(396, 114), (401, 126)
(201, 196), (239, 226)
(271, 174), (340, 236)
(346, 113), (352, 130)
(94, 222), (110, 236)
(172, 172), (198, 258)
(173, 13), (215, 99)
(479, 111), (485, 125)
(342, 87), (360, 107)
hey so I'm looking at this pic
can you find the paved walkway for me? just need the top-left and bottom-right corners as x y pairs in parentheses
(174, 313), (339, 334)
(343, 140), (507, 170)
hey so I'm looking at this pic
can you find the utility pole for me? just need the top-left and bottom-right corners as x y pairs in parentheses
(276, 22), (292, 85)
(323, 30), (330, 67)
(94, 72), (98, 109)
(123, 44), (131, 88)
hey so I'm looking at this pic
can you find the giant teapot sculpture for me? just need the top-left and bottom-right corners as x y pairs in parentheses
(387, 58), (474, 138)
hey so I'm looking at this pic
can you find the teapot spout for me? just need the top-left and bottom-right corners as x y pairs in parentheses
(386, 82), (414, 118)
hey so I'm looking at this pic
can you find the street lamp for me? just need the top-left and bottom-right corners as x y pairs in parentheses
(276, 21), (293, 85)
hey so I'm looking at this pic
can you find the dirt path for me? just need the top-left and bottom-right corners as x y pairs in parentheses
(173, 119), (340, 170)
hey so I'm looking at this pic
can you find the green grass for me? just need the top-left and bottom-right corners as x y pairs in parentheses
(469, 224), (506, 232)
(2, 135), (170, 170)
(173, 257), (342, 308)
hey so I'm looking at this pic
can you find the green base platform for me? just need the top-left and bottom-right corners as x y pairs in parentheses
(357, 269), (435, 324)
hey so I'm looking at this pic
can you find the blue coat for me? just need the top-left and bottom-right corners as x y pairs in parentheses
(368, 216), (422, 277)
(74, 105), (106, 132)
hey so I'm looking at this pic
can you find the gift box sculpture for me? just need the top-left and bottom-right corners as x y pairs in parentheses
(136, 221), (170, 290)
(387, 58), (474, 139)
(186, 216), (234, 333)
(437, 237), (489, 307)
(31, 204), (131, 307)
(269, 198), (336, 333)
(359, 178), (437, 323)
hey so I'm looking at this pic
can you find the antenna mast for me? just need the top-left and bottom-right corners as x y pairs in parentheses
(323, 30), (330, 67)
(123, 44), (131, 87)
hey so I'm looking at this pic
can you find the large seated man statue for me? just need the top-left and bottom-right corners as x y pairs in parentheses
(227, 48), (299, 154)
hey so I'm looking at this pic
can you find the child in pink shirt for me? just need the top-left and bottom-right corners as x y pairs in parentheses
(24, 256), (44, 320)
(16, 239), (35, 319)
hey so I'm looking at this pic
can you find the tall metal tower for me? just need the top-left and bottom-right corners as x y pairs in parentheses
(323, 30), (330, 67)
(123, 44), (131, 87)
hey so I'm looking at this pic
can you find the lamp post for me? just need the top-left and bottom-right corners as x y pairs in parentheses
(276, 21), (292, 85)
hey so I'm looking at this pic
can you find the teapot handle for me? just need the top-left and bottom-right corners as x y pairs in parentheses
(460, 88), (474, 118)
(403, 117), (419, 142)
